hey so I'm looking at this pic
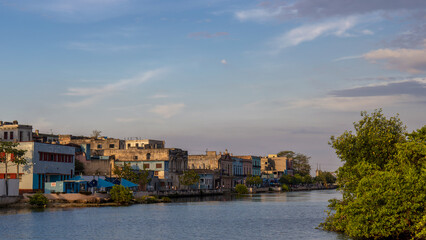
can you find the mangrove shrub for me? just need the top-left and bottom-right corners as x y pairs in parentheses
(321, 110), (426, 239)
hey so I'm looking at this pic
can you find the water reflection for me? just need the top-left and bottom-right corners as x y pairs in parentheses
(0, 190), (347, 240)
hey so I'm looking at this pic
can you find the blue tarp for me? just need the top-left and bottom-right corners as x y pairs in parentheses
(120, 178), (138, 188)
(98, 178), (115, 188)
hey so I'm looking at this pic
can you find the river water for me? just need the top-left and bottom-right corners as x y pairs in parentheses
(0, 190), (348, 240)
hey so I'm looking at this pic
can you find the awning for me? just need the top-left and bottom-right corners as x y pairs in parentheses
(97, 178), (115, 188)
(121, 178), (138, 188)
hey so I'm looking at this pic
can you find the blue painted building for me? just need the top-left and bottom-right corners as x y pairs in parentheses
(190, 169), (215, 190)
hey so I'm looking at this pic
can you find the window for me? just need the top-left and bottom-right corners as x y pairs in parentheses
(146, 153), (151, 160)
(133, 156), (138, 160)
(109, 144), (115, 148)
(97, 144), (102, 149)
(143, 163), (149, 169)
(127, 144), (131, 148)
(156, 163), (162, 168)
(10, 132), (13, 139)
(4, 132), (7, 140)
(136, 143), (139, 148)
(154, 171), (159, 176)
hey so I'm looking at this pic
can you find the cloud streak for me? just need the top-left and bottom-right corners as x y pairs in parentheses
(363, 47), (426, 73)
(64, 69), (164, 107)
(288, 78), (426, 111)
(272, 16), (359, 49)
(235, 0), (426, 22)
(150, 103), (185, 118)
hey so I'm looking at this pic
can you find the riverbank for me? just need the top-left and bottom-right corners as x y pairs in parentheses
(0, 190), (344, 240)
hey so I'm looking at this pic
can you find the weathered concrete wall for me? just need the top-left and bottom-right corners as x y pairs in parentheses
(188, 151), (220, 170)
(59, 135), (124, 153)
(125, 139), (165, 149)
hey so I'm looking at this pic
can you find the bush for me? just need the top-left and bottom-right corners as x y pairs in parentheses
(29, 193), (48, 207)
(235, 184), (248, 194)
(161, 197), (171, 203)
(281, 184), (290, 192)
(110, 185), (132, 204)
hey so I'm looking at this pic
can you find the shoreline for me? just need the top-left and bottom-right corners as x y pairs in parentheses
(1, 188), (337, 210)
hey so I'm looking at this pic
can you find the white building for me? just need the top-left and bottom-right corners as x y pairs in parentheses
(125, 139), (165, 149)
(0, 121), (32, 142)
(0, 142), (75, 194)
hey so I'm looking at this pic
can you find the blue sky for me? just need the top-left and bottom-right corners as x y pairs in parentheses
(1, 0), (425, 172)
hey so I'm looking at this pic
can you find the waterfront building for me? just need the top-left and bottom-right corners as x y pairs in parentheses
(33, 130), (59, 144)
(74, 144), (114, 176)
(125, 139), (165, 149)
(188, 151), (221, 170)
(191, 169), (215, 190)
(103, 148), (188, 189)
(261, 154), (293, 178)
(0, 142), (75, 194)
(0, 120), (32, 142)
(59, 135), (125, 155)
(218, 153), (233, 189)
(235, 155), (261, 176)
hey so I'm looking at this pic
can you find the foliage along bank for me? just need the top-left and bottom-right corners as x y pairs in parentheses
(320, 109), (426, 239)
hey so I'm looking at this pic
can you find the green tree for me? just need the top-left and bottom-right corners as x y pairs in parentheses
(321, 110), (426, 239)
(235, 184), (249, 194)
(279, 175), (292, 185)
(113, 163), (151, 191)
(179, 170), (200, 187)
(0, 142), (27, 196)
(110, 185), (132, 204)
(245, 175), (262, 186)
(314, 171), (336, 185)
(75, 159), (84, 175)
(277, 151), (311, 176)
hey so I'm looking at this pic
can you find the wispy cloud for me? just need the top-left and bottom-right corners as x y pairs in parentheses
(188, 32), (229, 39)
(234, 0), (426, 22)
(333, 55), (363, 62)
(64, 69), (164, 107)
(271, 16), (359, 49)
(150, 103), (185, 118)
(288, 78), (426, 111)
(363, 47), (426, 73)
(330, 78), (426, 97)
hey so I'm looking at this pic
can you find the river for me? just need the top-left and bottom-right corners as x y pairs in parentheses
(0, 190), (348, 240)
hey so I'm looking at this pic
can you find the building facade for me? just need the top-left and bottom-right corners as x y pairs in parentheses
(0, 121), (32, 142)
(59, 135), (124, 155)
(218, 153), (233, 189)
(0, 142), (75, 193)
(188, 151), (221, 170)
(103, 148), (188, 188)
(125, 139), (165, 149)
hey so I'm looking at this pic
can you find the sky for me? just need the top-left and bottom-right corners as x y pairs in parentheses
(1, 0), (425, 173)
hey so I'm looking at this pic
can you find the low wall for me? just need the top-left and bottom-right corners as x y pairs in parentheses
(0, 196), (21, 206)
(0, 179), (19, 196)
